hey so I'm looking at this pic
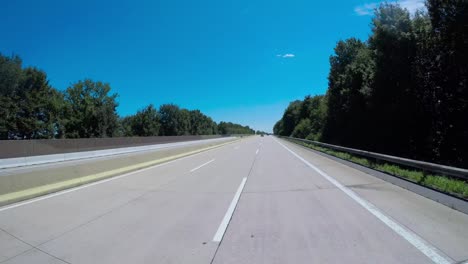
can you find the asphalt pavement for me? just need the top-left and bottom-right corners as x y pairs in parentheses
(0, 136), (467, 264)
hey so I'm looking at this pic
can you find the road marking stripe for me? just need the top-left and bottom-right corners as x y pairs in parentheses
(213, 177), (247, 242)
(0, 159), (180, 212)
(190, 159), (215, 172)
(255, 149), (259, 155)
(0, 140), (238, 212)
(273, 138), (452, 264)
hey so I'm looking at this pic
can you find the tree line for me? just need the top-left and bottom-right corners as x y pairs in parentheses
(0, 55), (255, 139)
(274, 0), (467, 168)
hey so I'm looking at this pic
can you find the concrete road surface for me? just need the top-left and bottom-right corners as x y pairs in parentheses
(0, 136), (467, 264)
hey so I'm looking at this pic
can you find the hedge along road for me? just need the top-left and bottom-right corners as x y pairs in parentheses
(0, 136), (467, 264)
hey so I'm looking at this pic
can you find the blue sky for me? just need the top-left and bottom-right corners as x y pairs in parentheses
(0, 0), (423, 132)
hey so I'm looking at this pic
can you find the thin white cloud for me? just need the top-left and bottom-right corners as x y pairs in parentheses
(354, 3), (377, 16)
(354, 0), (425, 16)
(276, 53), (295, 58)
(399, 0), (425, 14)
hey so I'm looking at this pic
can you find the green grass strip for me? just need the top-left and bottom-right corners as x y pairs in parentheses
(288, 139), (468, 200)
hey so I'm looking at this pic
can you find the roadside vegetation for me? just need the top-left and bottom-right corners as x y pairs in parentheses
(289, 139), (468, 200)
(0, 57), (255, 139)
(273, 0), (468, 169)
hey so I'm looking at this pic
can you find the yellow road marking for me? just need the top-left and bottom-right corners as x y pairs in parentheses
(0, 139), (239, 207)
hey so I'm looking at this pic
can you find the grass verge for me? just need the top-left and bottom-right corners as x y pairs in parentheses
(287, 139), (468, 200)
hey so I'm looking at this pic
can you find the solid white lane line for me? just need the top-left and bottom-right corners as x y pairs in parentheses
(0, 144), (230, 212)
(0, 157), (186, 213)
(190, 159), (215, 172)
(213, 177), (247, 242)
(273, 138), (453, 264)
(255, 149), (259, 155)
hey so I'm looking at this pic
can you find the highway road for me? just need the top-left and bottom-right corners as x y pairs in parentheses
(0, 136), (467, 264)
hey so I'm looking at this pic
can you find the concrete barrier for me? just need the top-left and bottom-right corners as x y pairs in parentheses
(0, 137), (239, 206)
(0, 135), (227, 158)
(0, 137), (232, 169)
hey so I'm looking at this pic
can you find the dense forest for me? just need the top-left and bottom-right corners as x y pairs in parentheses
(274, 0), (467, 168)
(0, 55), (255, 139)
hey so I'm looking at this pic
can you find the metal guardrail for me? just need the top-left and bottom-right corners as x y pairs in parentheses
(284, 137), (468, 180)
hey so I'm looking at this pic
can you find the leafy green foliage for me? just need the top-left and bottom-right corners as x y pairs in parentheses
(291, 139), (468, 199)
(323, 39), (373, 148)
(15, 68), (64, 139)
(218, 122), (255, 135)
(0, 54), (64, 139)
(128, 104), (161, 137)
(366, 3), (421, 156)
(275, 0), (468, 168)
(189, 110), (217, 135)
(292, 119), (312, 139)
(277, 100), (302, 136)
(418, 0), (468, 165)
(0, 52), (252, 139)
(274, 95), (326, 140)
(118, 116), (135, 137)
(0, 54), (24, 139)
(159, 104), (195, 136)
(63, 79), (119, 138)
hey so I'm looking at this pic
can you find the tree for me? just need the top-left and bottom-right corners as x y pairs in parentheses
(130, 104), (160, 136)
(304, 95), (327, 140)
(210, 121), (218, 135)
(274, 95), (326, 140)
(322, 38), (373, 147)
(14, 67), (64, 139)
(0, 54), (65, 139)
(0, 53), (253, 141)
(273, 120), (283, 135)
(159, 104), (181, 136)
(218, 122), (255, 135)
(190, 110), (216, 135)
(64, 79), (119, 138)
(292, 119), (312, 139)
(418, 0), (468, 165)
(274, 0), (468, 167)
(0, 54), (23, 139)
(178, 109), (191, 135)
(366, 3), (419, 155)
(118, 116), (135, 137)
(279, 100), (302, 136)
